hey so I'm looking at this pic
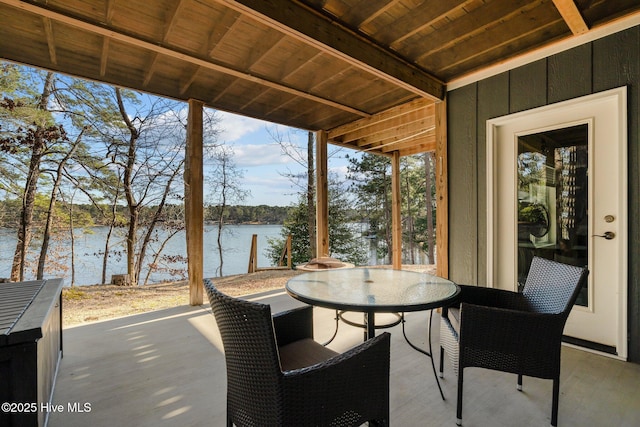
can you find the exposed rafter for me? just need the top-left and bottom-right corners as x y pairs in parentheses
(327, 97), (436, 156)
(1, 0), (370, 118)
(41, 17), (57, 65)
(218, 0), (445, 100)
(552, 0), (589, 35)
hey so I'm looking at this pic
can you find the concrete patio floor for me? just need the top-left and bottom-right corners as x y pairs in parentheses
(49, 288), (640, 426)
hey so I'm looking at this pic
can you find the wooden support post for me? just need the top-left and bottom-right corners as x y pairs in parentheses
(435, 98), (449, 278)
(285, 234), (292, 268)
(391, 151), (402, 269)
(316, 130), (329, 257)
(248, 234), (258, 273)
(185, 99), (204, 305)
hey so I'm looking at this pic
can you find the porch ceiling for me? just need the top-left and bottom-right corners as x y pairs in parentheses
(1, 0), (639, 156)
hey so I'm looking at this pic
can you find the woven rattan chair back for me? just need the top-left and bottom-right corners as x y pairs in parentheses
(204, 279), (284, 425)
(522, 257), (586, 315)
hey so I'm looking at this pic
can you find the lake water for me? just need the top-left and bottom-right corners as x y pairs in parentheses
(0, 224), (283, 286)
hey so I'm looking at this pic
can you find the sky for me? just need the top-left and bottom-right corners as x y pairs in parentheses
(210, 111), (354, 207)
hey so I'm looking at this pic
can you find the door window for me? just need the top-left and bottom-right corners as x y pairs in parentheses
(516, 124), (589, 306)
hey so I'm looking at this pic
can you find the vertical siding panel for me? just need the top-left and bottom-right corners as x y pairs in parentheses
(447, 26), (639, 361)
(510, 59), (547, 113)
(548, 43), (592, 103)
(448, 84), (477, 284)
(477, 72), (510, 286)
(593, 26), (640, 362)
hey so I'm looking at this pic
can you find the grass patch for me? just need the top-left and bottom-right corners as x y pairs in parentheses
(63, 287), (89, 301)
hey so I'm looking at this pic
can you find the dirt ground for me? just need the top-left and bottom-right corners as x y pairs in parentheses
(62, 269), (303, 326)
(62, 265), (435, 326)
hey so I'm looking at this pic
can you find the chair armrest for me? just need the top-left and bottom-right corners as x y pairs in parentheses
(456, 284), (529, 311)
(273, 305), (314, 347)
(282, 332), (391, 425)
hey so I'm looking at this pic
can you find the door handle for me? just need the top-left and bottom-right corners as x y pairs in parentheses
(594, 231), (615, 240)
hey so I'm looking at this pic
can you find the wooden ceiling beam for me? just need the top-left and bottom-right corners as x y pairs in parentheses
(358, 124), (435, 151)
(335, 109), (432, 144)
(218, 0), (445, 100)
(0, 0), (369, 118)
(379, 133), (436, 154)
(329, 98), (433, 140)
(552, 0), (589, 35)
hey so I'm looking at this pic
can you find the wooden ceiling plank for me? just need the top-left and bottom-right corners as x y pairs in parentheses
(357, 121), (435, 150)
(180, 66), (201, 95)
(380, 133), (436, 154)
(279, 50), (324, 81)
(205, 7), (241, 56)
(387, 0), (475, 48)
(412, 0), (536, 64)
(0, 0), (369, 118)
(143, 52), (161, 86)
(397, 140), (437, 156)
(210, 76), (241, 103)
(245, 32), (287, 72)
(328, 98), (433, 139)
(439, 19), (561, 74)
(208, 15), (245, 58)
(552, 0), (589, 35)
(264, 91), (299, 116)
(42, 17), (57, 65)
(328, 137), (394, 158)
(163, 0), (189, 43)
(357, 0), (400, 28)
(239, 86), (271, 110)
(218, 0), (444, 100)
(338, 109), (433, 144)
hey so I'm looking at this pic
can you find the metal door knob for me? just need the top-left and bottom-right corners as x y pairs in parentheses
(594, 231), (615, 240)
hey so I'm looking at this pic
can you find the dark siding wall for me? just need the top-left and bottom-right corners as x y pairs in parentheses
(447, 25), (640, 361)
(448, 85), (477, 283)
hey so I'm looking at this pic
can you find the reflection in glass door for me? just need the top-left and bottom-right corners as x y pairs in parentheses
(516, 124), (588, 306)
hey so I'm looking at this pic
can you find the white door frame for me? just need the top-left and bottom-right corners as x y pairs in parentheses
(486, 87), (628, 359)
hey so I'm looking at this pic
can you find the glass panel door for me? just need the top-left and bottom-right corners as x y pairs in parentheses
(516, 124), (589, 306)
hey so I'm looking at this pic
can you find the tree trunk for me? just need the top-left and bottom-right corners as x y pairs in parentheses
(37, 131), (84, 279)
(136, 159), (183, 284)
(10, 72), (55, 281)
(116, 88), (140, 286)
(68, 193), (76, 286)
(424, 152), (435, 264)
(307, 132), (316, 259)
(216, 158), (228, 277)
(405, 169), (415, 264)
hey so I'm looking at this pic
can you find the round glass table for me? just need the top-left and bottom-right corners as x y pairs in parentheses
(286, 268), (459, 320)
(286, 268), (460, 399)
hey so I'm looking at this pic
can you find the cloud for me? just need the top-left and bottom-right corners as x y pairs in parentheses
(231, 144), (295, 167)
(216, 111), (269, 142)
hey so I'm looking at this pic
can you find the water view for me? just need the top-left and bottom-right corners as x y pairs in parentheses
(0, 224), (282, 286)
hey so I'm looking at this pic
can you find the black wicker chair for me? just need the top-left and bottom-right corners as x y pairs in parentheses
(438, 257), (588, 426)
(204, 279), (391, 427)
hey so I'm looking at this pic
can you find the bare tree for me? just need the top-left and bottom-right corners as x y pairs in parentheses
(36, 128), (86, 279)
(110, 89), (190, 285)
(207, 145), (248, 277)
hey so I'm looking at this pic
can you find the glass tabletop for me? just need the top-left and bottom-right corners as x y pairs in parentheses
(286, 268), (459, 312)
